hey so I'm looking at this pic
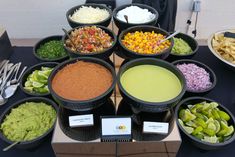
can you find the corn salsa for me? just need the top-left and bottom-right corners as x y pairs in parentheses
(122, 31), (171, 54)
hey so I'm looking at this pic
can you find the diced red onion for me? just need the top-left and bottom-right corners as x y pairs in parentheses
(176, 63), (212, 91)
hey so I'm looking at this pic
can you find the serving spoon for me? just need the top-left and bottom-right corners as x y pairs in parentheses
(3, 132), (28, 151)
(124, 15), (129, 23)
(62, 28), (78, 51)
(157, 30), (181, 45)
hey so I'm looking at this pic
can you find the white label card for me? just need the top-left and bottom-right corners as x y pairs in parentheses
(101, 117), (131, 136)
(143, 121), (169, 134)
(69, 114), (94, 128)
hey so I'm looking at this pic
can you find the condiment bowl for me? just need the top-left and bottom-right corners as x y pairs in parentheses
(113, 3), (159, 32)
(62, 25), (117, 60)
(20, 62), (59, 97)
(117, 58), (186, 113)
(208, 29), (235, 71)
(33, 35), (69, 62)
(0, 97), (58, 149)
(66, 3), (112, 28)
(117, 25), (174, 60)
(48, 57), (116, 111)
(175, 97), (235, 150)
(167, 33), (199, 62)
(172, 59), (217, 96)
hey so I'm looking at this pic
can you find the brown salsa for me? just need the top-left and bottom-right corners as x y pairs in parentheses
(52, 61), (113, 101)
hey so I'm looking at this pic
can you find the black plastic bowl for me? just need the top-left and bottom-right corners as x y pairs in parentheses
(33, 35), (69, 62)
(167, 33), (199, 61)
(20, 62), (59, 97)
(175, 97), (235, 150)
(113, 3), (159, 32)
(172, 59), (217, 96)
(117, 58), (186, 113)
(0, 97), (58, 149)
(66, 3), (112, 28)
(48, 57), (116, 112)
(62, 25), (117, 60)
(118, 25), (174, 60)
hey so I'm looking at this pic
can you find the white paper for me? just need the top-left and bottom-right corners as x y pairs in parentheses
(69, 114), (94, 128)
(101, 117), (131, 136)
(143, 121), (169, 134)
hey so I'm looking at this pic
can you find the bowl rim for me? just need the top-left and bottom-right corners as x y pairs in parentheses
(66, 3), (112, 25)
(113, 3), (159, 25)
(62, 25), (117, 56)
(19, 62), (59, 96)
(118, 25), (174, 57)
(33, 35), (69, 62)
(175, 96), (235, 147)
(172, 59), (217, 93)
(48, 57), (116, 104)
(117, 57), (186, 107)
(0, 97), (58, 146)
(208, 28), (235, 68)
(170, 32), (199, 57)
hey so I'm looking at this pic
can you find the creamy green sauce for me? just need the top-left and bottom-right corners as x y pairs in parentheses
(121, 65), (182, 102)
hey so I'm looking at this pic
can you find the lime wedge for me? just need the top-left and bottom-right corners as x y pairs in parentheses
(224, 126), (234, 137)
(214, 120), (221, 133)
(207, 122), (217, 131)
(202, 136), (218, 143)
(203, 128), (216, 136)
(183, 126), (194, 134)
(32, 81), (44, 88)
(218, 110), (230, 121)
(24, 81), (32, 87)
(192, 126), (203, 135)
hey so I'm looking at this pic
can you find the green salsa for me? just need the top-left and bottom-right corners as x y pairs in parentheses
(120, 65), (182, 102)
(0, 102), (56, 142)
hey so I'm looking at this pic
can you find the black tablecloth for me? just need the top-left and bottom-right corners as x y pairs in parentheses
(0, 46), (235, 157)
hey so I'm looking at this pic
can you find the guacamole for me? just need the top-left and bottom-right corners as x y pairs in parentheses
(172, 37), (193, 55)
(0, 102), (56, 142)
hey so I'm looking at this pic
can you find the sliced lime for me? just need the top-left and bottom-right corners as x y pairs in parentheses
(203, 128), (216, 136)
(207, 122), (217, 131)
(32, 81), (44, 88)
(202, 136), (218, 143)
(214, 120), (221, 133)
(218, 110), (230, 121)
(224, 126), (234, 137)
(192, 126), (203, 135)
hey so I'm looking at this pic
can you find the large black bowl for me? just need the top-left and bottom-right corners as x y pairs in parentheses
(62, 25), (117, 60)
(167, 33), (199, 62)
(113, 3), (158, 32)
(66, 3), (112, 28)
(175, 97), (235, 150)
(48, 57), (116, 111)
(0, 97), (58, 149)
(117, 58), (186, 113)
(20, 62), (59, 97)
(117, 25), (174, 60)
(33, 35), (69, 62)
(172, 59), (217, 96)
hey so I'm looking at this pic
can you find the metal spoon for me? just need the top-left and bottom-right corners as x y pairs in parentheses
(3, 66), (27, 99)
(6, 62), (21, 86)
(158, 30), (181, 45)
(3, 132), (27, 151)
(62, 28), (77, 51)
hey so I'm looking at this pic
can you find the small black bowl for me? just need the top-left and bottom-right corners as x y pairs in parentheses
(62, 25), (117, 60)
(117, 58), (186, 113)
(48, 57), (116, 112)
(20, 62), (59, 97)
(117, 25), (174, 60)
(172, 59), (217, 96)
(175, 97), (235, 150)
(0, 97), (58, 149)
(113, 3), (159, 32)
(167, 33), (199, 62)
(66, 3), (112, 28)
(33, 35), (69, 62)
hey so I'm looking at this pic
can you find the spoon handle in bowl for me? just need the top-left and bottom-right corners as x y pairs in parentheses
(3, 141), (20, 151)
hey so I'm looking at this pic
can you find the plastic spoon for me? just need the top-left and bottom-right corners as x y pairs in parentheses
(124, 15), (129, 23)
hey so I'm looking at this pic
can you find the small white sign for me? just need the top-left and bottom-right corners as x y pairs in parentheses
(101, 117), (131, 136)
(69, 114), (94, 128)
(143, 121), (169, 134)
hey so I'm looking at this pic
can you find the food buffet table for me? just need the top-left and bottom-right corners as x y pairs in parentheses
(0, 46), (234, 157)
